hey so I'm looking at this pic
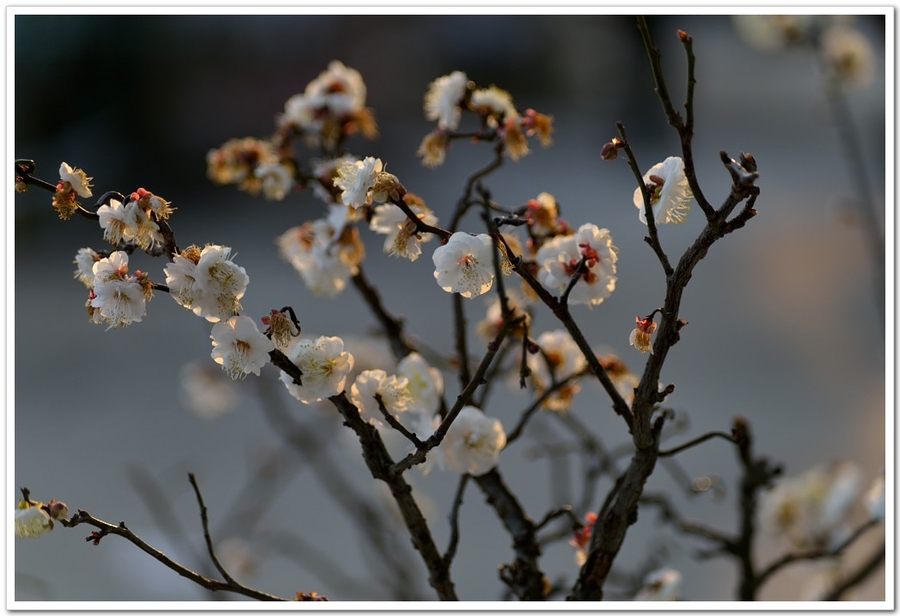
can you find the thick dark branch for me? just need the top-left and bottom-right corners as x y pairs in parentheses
(475, 469), (547, 600)
(61, 510), (286, 601)
(328, 392), (457, 600)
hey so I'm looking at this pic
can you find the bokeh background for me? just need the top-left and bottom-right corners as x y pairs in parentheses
(13, 13), (887, 602)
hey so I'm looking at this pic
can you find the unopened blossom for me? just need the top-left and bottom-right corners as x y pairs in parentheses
(59, 162), (93, 198)
(210, 315), (275, 380)
(417, 130), (448, 168)
(634, 156), (693, 225)
(527, 329), (587, 412)
(629, 315), (658, 354)
(569, 511), (598, 566)
(760, 460), (862, 550)
(633, 568), (682, 601)
(469, 85), (516, 126)
(15, 502), (53, 539)
(280, 336), (354, 404)
(397, 352), (444, 415)
(164, 245), (249, 322)
(46, 499), (69, 521)
(438, 407), (506, 476)
(424, 70), (468, 130)
(333, 157), (383, 208)
(350, 369), (413, 426)
(73, 247), (102, 287)
(432, 232), (496, 298)
(535, 223), (618, 307)
(277, 221), (357, 298)
(821, 25), (876, 88)
(370, 196), (438, 262)
(254, 162), (294, 201)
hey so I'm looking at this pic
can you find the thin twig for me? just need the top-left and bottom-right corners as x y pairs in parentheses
(188, 473), (236, 585)
(658, 430), (738, 457)
(61, 510), (286, 601)
(443, 474), (470, 568)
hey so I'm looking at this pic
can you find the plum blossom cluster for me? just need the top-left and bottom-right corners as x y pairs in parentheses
(79, 251), (153, 329)
(418, 70), (554, 168)
(164, 244), (250, 322)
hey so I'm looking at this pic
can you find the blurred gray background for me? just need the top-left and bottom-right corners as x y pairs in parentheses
(14, 14), (886, 602)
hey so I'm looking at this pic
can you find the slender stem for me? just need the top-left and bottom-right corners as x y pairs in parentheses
(658, 430), (738, 458)
(187, 473), (236, 586)
(61, 510), (286, 601)
(443, 474), (470, 568)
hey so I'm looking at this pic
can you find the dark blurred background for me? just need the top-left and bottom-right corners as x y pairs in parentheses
(14, 14), (886, 602)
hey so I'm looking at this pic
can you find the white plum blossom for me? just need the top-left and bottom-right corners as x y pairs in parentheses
(210, 316), (275, 380)
(424, 71), (468, 130)
(527, 329), (587, 412)
(254, 162), (294, 201)
(536, 223), (618, 307)
(370, 200), (438, 262)
(90, 278), (147, 328)
(633, 568), (682, 601)
(15, 504), (53, 539)
(821, 25), (876, 88)
(96, 198), (162, 249)
(432, 232), (496, 298)
(633, 156), (693, 225)
(97, 199), (139, 246)
(73, 247), (102, 287)
(277, 220), (360, 298)
(759, 460), (863, 550)
(89, 251), (148, 328)
(470, 85), (516, 126)
(280, 336), (354, 404)
(303, 60), (367, 117)
(333, 156), (382, 208)
(350, 369), (413, 426)
(59, 162), (93, 198)
(397, 352), (444, 415)
(164, 245), (250, 323)
(437, 407), (506, 476)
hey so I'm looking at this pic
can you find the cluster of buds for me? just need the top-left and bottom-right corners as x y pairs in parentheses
(97, 187), (173, 250)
